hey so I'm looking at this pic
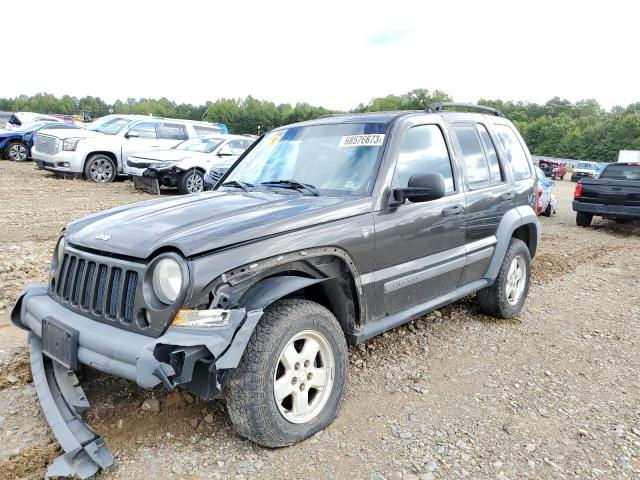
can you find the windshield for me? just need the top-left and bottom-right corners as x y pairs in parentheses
(13, 122), (47, 132)
(222, 122), (388, 196)
(174, 136), (224, 153)
(601, 164), (640, 180)
(87, 117), (133, 135)
(576, 162), (596, 170)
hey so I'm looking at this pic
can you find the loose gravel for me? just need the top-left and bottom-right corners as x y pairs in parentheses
(0, 162), (638, 480)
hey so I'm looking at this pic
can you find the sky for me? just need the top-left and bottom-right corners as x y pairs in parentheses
(3, 0), (639, 111)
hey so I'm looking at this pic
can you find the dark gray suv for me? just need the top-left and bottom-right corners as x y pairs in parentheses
(12, 103), (540, 478)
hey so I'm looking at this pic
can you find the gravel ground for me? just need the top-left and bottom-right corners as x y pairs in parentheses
(0, 161), (639, 480)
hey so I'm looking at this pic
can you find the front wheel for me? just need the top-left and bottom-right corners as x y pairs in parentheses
(477, 238), (531, 319)
(226, 299), (348, 447)
(178, 170), (204, 194)
(84, 154), (116, 183)
(6, 141), (29, 161)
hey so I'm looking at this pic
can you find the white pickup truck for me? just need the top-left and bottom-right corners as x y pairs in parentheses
(32, 114), (227, 183)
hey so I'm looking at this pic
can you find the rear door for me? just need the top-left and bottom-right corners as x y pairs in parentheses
(372, 121), (467, 318)
(156, 122), (188, 149)
(451, 121), (514, 284)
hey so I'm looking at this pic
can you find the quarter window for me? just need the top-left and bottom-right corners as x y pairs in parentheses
(454, 125), (490, 188)
(493, 124), (532, 181)
(393, 125), (455, 193)
(129, 122), (157, 139)
(158, 123), (187, 140)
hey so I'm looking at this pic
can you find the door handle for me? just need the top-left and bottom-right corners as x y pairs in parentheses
(500, 192), (515, 200)
(441, 205), (464, 217)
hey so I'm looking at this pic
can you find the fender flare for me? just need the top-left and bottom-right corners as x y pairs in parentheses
(239, 275), (326, 311)
(484, 205), (540, 281)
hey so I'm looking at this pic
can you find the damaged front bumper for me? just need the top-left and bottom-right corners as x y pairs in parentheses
(12, 284), (263, 478)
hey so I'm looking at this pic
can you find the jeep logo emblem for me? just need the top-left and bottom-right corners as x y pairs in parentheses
(95, 233), (111, 242)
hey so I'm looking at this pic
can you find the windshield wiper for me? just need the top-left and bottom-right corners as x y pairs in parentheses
(261, 179), (320, 196)
(220, 180), (253, 191)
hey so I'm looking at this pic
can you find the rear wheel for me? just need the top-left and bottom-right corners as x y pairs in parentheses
(226, 299), (348, 447)
(178, 170), (205, 194)
(6, 141), (29, 161)
(477, 238), (531, 319)
(576, 212), (593, 227)
(84, 154), (116, 183)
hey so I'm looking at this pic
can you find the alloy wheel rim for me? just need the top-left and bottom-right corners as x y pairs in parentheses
(9, 144), (27, 161)
(186, 173), (203, 193)
(90, 158), (113, 182)
(506, 255), (526, 305)
(273, 329), (335, 424)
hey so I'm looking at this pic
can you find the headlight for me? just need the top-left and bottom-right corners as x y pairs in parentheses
(62, 137), (84, 151)
(152, 257), (183, 304)
(56, 236), (65, 263)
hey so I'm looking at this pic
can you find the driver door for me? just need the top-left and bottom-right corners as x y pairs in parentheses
(372, 123), (466, 318)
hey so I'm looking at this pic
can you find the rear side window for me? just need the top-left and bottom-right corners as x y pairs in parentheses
(129, 122), (157, 139)
(454, 125), (490, 188)
(193, 125), (221, 136)
(393, 125), (455, 193)
(477, 125), (503, 184)
(600, 164), (640, 180)
(158, 123), (187, 140)
(493, 124), (532, 181)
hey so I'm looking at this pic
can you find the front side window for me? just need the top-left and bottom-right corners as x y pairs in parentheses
(493, 124), (532, 181)
(393, 125), (455, 193)
(129, 122), (157, 139)
(454, 125), (490, 188)
(223, 122), (388, 196)
(158, 123), (187, 140)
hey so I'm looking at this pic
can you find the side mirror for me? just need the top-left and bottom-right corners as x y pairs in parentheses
(217, 144), (233, 156)
(125, 130), (139, 139)
(390, 173), (446, 207)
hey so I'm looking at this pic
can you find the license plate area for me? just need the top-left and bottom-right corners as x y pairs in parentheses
(132, 175), (160, 195)
(42, 316), (79, 369)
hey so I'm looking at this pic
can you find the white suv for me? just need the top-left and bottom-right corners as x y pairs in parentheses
(32, 115), (227, 183)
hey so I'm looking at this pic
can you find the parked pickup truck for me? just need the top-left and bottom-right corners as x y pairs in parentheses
(13, 103), (540, 478)
(573, 162), (640, 226)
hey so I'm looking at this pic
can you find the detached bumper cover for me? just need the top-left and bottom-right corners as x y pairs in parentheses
(30, 335), (113, 479)
(572, 200), (640, 218)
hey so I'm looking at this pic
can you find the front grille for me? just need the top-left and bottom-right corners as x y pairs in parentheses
(208, 167), (226, 185)
(52, 250), (141, 330)
(35, 134), (59, 155)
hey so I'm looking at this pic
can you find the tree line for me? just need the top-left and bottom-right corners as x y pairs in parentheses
(1, 89), (639, 162)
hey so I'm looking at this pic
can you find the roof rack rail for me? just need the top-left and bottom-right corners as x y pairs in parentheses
(427, 102), (504, 118)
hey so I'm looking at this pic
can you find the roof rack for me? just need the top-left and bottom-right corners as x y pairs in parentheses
(427, 102), (504, 118)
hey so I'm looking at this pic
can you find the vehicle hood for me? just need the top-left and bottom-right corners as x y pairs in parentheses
(39, 128), (104, 140)
(129, 149), (210, 163)
(65, 191), (369, 258)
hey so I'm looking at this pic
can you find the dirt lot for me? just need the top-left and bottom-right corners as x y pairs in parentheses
(1, 161), (639, 480)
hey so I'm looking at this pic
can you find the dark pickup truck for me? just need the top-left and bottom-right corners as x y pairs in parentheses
(573, 162), (640, 226)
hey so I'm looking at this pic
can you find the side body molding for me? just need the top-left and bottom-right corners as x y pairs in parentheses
(484, 205), (540, 281)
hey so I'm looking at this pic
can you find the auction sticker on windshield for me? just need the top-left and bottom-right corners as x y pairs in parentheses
(339, 134), (385, 147)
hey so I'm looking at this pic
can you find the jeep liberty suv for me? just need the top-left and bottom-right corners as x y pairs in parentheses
(12, 103), (540, 478)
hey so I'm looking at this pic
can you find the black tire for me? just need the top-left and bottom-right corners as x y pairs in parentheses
(571, 176), (576, 182)
(6, 141), (29, 161)
(576, 212), (593, 227)
(84, 154), (116, 183)
(542, 203), (552, 217)
(178, 170), (205, 195)
(226, 299), (348, 447)
(614, 218), (632, 224)
(477, 238), (531, 319)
